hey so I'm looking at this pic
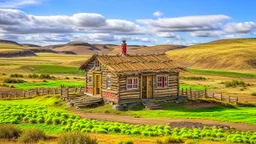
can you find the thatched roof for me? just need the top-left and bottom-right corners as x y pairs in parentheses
(80, 54), (185, 75)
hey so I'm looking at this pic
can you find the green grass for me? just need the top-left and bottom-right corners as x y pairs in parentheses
(82, 103), (256, 125)
(8, 80), (84, 90)
(180, 83), (215, 90)
(0, 95), (62, 105)
(17, 124), (63, 134)
(188, 68), (256, 78)
(20, 64), (82, 74)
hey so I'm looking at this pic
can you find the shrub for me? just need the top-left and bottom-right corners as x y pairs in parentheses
(18, 128), (46, 143)
(0, 124), (22, 139)
(221, 80), (251, 88)
(58, 131), (98, 144)
(4, 78), (26, 83)
(115, 139), (134, 144)
(252, 92), (256, 96)
(181, 76), (207, 80)
(10, 73), (24, 78)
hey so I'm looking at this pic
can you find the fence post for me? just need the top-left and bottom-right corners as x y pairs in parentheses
(212, 92), (214, 98)
(190, 87), (192, 99)
(185, 88), (188, 95)
(23, 91), (25, 98)
(67, 87), (69, 100)
(220, 93), (223, 101)
(228, 95), (231, 102)
(235, 97), (238, 105)
(181, 88), (184, 95)
(204, 88), (207, 98)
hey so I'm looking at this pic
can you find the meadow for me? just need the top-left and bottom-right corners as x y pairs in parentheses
(0, 96), (256, 144)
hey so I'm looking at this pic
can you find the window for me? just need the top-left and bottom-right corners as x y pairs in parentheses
(126, 77), (138, 90)
(88, 75), (92, 84)
(156, 75), (168, 88)
(94, 60), (100, 67)
(106, 75), (111, 89)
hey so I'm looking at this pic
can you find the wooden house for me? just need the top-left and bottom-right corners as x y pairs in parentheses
(80, 41), (184, 104)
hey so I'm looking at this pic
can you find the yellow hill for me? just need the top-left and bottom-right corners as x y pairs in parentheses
(166, 38), (256, 71)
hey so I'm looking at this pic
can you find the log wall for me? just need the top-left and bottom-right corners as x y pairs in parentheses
(153, 72), (179, 98)
(119, 76), (140, 100)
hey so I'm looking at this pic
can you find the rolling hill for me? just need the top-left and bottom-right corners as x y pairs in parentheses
(49, 41), (114, 55)
(108, 44), (186, 55)
(166, 38), (256, 71)
(0, 39), (67, 57)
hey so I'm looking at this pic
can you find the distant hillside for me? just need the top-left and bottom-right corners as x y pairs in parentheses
(108, 44), (186, 55)
(0, 39), (75, 57)
(0, 39), (22, 46)
(166, 38), (256, 71)
(49, 41), (114, 55)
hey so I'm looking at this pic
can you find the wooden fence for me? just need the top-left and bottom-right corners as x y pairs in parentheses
(0, 86), (86, 99)
(180, 88), (238, 104)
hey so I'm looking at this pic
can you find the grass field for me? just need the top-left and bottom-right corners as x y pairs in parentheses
(188, 68), (256, 78)
(6, 80), (84, 90)
(20, 64), (81, 74)
(82, 103), (256, 125)
(166, 38), (256, 71)
(180, 83), (216, 90)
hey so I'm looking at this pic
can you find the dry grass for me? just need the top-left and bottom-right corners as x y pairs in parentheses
(108, 44), (184, 55)
(180, 72), (256, 103)
(166, 38), (256, 71)
(0, 43), (25, 53)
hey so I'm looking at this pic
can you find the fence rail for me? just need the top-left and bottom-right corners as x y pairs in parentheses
(0, 86), (86, 99)
(180, 88), (238, 104)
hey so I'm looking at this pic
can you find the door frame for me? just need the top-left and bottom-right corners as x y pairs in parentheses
(93, 73), (101, 95)
(140, 75), (154, 99)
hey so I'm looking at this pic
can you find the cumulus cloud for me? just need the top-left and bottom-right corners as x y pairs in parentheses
(153, 11), (163, 17)
(164, 39), (199, 46)
(137, 15), (231, 32)
(224, 22), (256, 33)
(154, 32), (183, 40)
(189, 31), (225, 37)
(0, 9), (145, 35)
(0, 0), (40, 8)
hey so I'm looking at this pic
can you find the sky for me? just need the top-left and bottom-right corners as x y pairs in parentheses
(0, 0), (255, 46)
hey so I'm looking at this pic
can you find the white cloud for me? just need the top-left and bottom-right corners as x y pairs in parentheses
(0, 0), (40, 8)
(154, 32), (183, 40)
(137, 15), (231, 32)
(164, 39), (199, 46)
(189, 31), (225, 37)
(224, 22), (256, 33)
(153, 11), (163, 17)
(0, 9), (145, 35)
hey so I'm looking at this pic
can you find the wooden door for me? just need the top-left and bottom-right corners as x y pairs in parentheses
(93, 74), (101, 95)
(146, 75), (153, 98)
(141, 76), (147, 98)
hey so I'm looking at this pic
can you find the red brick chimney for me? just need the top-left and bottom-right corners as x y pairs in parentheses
(121, 40), (127, 56)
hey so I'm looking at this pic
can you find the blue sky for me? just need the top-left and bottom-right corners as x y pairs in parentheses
(0, 0), (255, 45)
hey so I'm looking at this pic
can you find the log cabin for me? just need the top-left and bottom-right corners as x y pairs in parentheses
(79, 41), (184, 104)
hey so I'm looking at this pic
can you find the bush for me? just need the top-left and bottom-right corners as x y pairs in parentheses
(181, 76), (207, 80)
(18, 128), (46, 143)
(221, 80), (251, 88)
(58, 131), (98, 144)
(4, 78), (26, 83)
(115, 139), (134, 144)
(252, 92), (256, 96)
(0, 124), (22, 139)
(10, 73), (24, 78)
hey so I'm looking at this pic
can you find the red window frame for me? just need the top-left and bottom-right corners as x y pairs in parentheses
(156, 75), (168, 88)
(126, 77), (138, 90)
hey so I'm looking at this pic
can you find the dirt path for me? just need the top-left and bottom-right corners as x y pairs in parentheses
(70, 108), (256, 131)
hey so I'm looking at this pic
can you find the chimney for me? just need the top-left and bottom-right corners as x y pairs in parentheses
(121, 40), (127, 56)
